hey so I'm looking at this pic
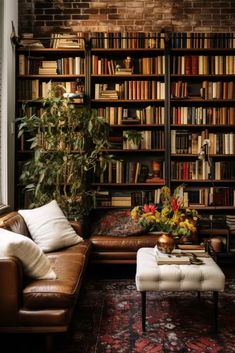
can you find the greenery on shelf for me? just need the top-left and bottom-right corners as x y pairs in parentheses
(17, 84), (111, 220)
(123, 129), (143, 149)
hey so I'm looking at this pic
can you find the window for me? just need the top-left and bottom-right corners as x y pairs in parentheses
(0, 0), (17, 213)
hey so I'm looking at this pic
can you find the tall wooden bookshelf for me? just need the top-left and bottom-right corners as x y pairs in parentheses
(15, 32), (235, 220)
(15, 36), (86, 208)
(89, 33), (167, 208)
(169, 33), (235, 215)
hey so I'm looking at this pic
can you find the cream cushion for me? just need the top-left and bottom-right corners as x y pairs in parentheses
(18, 200), (83, 252)
(136, 247), (225, 292)
(0, 228), (56, 279)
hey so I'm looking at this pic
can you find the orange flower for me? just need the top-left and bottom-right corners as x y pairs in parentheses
(171, 197), (181, 212)
(143, 204), (156, 214)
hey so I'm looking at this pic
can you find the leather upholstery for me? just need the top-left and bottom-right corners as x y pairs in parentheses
(90, 234), (160, 263)
(0, 212), (91, 335)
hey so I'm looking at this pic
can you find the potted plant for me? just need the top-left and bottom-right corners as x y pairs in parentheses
(17, 84), (111, 221)
(123, 130), (143, 150)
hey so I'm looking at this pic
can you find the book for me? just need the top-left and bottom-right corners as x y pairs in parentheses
(157, 256), (191, 265)
(177, 244), (205, 251)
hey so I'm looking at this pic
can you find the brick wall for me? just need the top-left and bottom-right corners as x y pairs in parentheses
(18, 0), (235, 35)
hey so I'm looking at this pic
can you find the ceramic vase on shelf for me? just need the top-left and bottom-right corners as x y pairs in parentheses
(156, 232), (175, 254)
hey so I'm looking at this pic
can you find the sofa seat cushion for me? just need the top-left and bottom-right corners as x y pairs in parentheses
(23, 252), (86, 310)
(49, 239), (91, 257)
(90, 234), (160, 252)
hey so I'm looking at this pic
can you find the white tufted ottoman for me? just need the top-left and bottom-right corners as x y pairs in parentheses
(135, 247), (225, 332)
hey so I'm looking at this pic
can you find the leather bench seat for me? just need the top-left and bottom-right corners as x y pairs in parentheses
(89, 234), (159, 264)
(22, 240), (92, 310)
(23, 252), (86, 310)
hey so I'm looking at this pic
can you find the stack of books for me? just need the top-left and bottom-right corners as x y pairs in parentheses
(38, 61), (57, 75)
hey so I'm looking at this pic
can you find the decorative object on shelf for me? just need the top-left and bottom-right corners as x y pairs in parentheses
(156, 232), (175, 254)
(198, 138), (212, 179)
(17, 83), (111, 220)
(209, 237), (223, 253)
(146, 160), (162, 183)
(124, 56), (133, 69)
(123, 130), (143, 150)
(131, 185), (200, 242)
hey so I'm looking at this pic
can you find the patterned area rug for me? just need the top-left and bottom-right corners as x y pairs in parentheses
(2, 276), (235, 353)
(55, 277), (235, 353)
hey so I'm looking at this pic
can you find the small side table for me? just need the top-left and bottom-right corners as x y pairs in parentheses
(135, 247), (225, 333)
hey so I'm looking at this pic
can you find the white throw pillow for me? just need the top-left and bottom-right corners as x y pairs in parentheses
(18, 200), (83, 252)
(0, 228), (56, 279)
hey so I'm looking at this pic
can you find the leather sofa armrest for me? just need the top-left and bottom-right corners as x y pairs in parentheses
(70, 221), (85, 237)
(0, 256), (23, 325)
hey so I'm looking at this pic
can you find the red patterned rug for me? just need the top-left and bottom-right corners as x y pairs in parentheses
(2, 276), (235, 352)
(55, 277), (235, 353)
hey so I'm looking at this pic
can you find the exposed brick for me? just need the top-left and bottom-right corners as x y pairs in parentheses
(72, 3), (90, 8)
(35, 15), (53, 20)
(55, 15), (71, 20)
(34, 1), (53, 9)
(83, 9), (99, 14)
(18, 0), (235, 34)
(100, 9), (117, 14)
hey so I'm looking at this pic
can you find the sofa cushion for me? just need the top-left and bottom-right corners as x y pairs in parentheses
(0, 228), (56, 279)
(90, 209), (145, 237)
(18, 200), (84, 252)
(23, 252), (86, 309)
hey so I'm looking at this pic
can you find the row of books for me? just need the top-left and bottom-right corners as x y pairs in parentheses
(183, 187), (235, 207)
(200, 81), (234, 100)
(171, 55), (235, 75)
(95, 189), (162, 207)
(97, 106), (165, 125)
(94, 82), (165, 100)
(172, 160), (235, 181)
(170, 32), (235, 49)
(90, 32), (165, 49)
(50, 33), (85, 49)
(171, 130), (235, 155)
(17, 80), (84, 100)
(171, 160), (211, 180)
(92, 56), (165, 75)
(98, 160), (165, 184)
(95, 186), (235, 208)
(171, 80), (234, 100)
(18, 55), (85, 76)
(171, 106), (235, 125)
(21, 32), (235, 50)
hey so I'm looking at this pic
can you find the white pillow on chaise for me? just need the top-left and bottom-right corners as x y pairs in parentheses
(0, 228), (56, 279)
(18, 200), (83, 252)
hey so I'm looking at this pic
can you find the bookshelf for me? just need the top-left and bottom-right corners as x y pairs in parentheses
(169, 34), (235, 214)
(15, 31), (235, 219)
(89, 33), (167, 208)
(15, 37), (86, 208)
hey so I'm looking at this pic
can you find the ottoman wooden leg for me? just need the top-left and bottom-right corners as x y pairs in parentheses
(141, 291), (146, 332)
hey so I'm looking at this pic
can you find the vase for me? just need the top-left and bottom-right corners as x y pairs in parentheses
(156, 232), (175, 254)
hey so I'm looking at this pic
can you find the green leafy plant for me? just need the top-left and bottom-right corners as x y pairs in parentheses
(123, 130), (142, 148)
(17, 84), (111, 220)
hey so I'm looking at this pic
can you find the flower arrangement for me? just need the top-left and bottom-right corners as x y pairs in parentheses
(131, 186), (200, 239)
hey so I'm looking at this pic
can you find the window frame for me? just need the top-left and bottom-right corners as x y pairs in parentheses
(0, 0), (17, 214)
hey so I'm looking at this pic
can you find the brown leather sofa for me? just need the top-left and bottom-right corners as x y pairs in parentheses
(88, 209), (160, 264)
(0, 209), (159, 352)
(89, 233), (160, 264)
(0, 211), (92, 353)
